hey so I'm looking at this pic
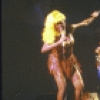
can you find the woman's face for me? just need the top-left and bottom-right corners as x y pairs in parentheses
(54, 20), (66, 33)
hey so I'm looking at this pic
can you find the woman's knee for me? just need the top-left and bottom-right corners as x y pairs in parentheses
(72, 72), (84, 88)
(53, 72), (67, 91)
(73, 79), (84, 90)
(58, 81), (67, 91)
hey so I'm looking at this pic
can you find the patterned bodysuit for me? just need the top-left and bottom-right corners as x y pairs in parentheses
(47, 33), (81, 79)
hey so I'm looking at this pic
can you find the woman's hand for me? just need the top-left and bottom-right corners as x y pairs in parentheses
(95, 47), (100, 54)
(91, 11), (100, 18)
(72, 10), (100, 28)
(59, 35), (71, 47)
(81, 11), (99, 26)
(41, 36), (67, 53)
(59, 34), (67, 43)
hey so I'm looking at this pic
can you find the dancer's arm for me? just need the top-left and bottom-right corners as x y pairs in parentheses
(41, 41), (61, 53)
(41, 36), (67, 53)
(72, 11), (100, 29)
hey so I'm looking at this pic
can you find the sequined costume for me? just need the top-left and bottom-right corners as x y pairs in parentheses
(47, 28), (81, 81)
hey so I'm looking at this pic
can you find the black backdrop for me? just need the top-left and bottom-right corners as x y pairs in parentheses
(2, 0), (100, 100)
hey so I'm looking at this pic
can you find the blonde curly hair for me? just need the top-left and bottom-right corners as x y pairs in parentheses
(42, 10), (66, 44)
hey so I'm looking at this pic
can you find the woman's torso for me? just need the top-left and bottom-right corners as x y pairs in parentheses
(48, 33), (76, 79)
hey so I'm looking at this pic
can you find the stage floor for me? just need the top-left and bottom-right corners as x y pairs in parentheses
(35, 92), (100, 100)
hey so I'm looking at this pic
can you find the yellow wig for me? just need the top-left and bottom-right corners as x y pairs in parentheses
(42, 10), (66, 44)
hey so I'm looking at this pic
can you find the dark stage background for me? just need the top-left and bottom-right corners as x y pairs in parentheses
(2, 0), (100, 100)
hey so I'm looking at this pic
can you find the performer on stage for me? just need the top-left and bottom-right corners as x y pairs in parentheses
(95, 40), (100, 94)
(41, 10), (99, 100)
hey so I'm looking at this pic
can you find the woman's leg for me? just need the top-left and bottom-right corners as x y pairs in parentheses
(52, 70), (67, 100)
(72, 71), (84, 100)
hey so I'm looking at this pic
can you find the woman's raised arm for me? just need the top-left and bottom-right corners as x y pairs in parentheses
(72, 10), (100, 29)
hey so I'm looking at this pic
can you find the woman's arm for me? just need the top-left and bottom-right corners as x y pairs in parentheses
(72, 11), (100, 29)
(41, 41), (61, 53)
(41, 35), (67, 53)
